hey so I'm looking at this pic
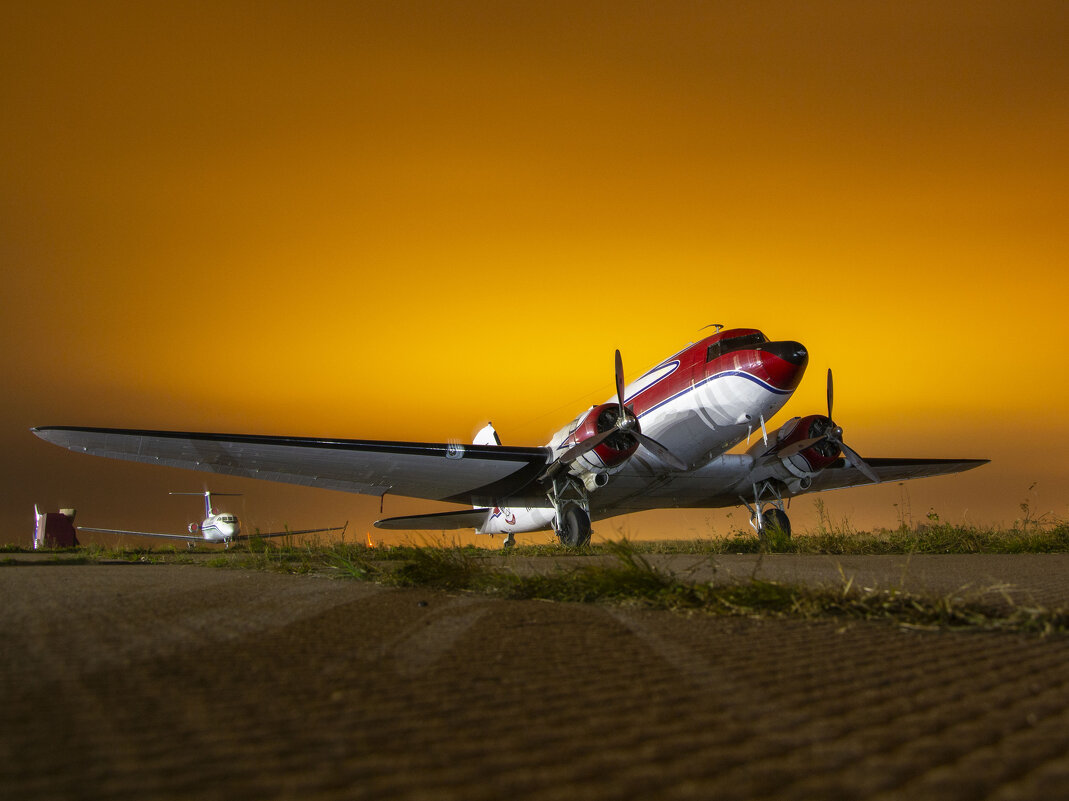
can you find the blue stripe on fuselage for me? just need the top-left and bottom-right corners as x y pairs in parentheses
(635, 369), (792, 422)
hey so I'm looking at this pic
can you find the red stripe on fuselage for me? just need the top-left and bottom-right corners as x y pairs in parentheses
(625, 333), (806, 417)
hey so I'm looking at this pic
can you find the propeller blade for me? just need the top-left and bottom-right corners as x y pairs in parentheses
(837, 440), (880, 484)
(827, 368), (834, 419)
(636, 433), (687, 471)
(614, 349), (627, 410)
(557, 428), (616, 467)
(772, 436), (827, 459)
(538, 428), (619, 481)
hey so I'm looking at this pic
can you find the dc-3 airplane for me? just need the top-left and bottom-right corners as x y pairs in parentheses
(33, 326), (986, 548)
(76, 490), (347, 548)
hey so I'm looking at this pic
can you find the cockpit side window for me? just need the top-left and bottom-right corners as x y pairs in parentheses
(706, 332), (768, 362)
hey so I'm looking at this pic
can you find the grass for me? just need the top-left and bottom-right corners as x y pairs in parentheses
(8, 522), (1069, 564)
(321, 538), (1069, 635)
(490, 522), (1069, 557)
(9, 523), (1069, 635)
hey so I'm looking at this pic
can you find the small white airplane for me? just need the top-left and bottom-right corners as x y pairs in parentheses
(77, 490), (347, 548)
(34, 326), (986, 547)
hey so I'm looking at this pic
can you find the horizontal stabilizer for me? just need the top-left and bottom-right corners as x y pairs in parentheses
(374, 509), (491, 531)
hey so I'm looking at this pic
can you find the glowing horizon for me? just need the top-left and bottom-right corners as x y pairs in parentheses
(3, 2), (1067, 543)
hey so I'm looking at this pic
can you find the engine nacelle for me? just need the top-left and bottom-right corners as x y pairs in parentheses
(749, 414), (842, 481)
(548, 403), (639, 486)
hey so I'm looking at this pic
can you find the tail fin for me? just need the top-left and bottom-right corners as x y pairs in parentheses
(473, 422), (501, 446)
(170, 490), (242, 517)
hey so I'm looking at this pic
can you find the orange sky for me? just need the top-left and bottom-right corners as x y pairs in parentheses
(3, 1), (1067, 545)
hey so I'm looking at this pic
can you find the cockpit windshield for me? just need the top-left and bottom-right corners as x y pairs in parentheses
(706, 332), (768, 362)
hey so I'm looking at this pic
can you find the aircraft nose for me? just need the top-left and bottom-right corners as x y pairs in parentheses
(761, 340), (808, 368)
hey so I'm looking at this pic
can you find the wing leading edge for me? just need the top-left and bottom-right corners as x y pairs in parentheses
(77, 527), (203, 542)
(33, 426), (551, 507)
(806, 457), (989, 493)
(78, 524), (348, 543)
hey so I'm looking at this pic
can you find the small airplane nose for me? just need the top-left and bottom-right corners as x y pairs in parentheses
(761, 340), (808, 367)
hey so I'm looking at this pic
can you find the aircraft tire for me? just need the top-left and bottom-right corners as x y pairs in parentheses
(558, 504), (591, 547)
(758, 508), (792, 541)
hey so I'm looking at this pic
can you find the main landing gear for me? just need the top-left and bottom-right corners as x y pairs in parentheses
(549, 475), (592, 547)
(758, 507), (792, 541)
(558, 504), (592, 547)
(741, 480), (793, 542)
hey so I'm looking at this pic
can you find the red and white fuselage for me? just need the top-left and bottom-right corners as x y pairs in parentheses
(480, 329), (808, 536)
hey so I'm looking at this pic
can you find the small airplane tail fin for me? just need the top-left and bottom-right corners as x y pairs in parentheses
(473, 422), (501, 446)
(169, 490), (242, 517)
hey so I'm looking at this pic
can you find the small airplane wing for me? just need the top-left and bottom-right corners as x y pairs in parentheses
(806, 457), (989, 492)
(236, 524), (348, 541)
(77, 527), (203, 542)
(33, 426), (551, 507)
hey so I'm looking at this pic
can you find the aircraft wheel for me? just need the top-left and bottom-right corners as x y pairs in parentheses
(557, 504), (591, 547)
(502, 533), (515, 549)
(758, 508), (792, 541)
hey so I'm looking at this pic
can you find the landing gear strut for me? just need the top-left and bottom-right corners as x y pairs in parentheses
(740, 480), (792, 542)
(548, 475), (592, 547)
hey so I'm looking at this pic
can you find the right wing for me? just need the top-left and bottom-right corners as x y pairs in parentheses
(33, 426), (551, 507)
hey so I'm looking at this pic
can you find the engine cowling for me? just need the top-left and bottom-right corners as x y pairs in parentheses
(551, 403), (639, 489)
(571, 403), (640, 470)
(777, 415), (842, 475)
(749, 414), (842, 487)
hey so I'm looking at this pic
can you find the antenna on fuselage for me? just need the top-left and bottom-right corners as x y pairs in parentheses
(700, 323), (724, 333)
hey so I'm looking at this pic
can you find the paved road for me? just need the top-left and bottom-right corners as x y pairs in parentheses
(2, 559), (1068, 800)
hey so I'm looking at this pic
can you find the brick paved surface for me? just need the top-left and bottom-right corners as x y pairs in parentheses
(2, 562), (1067, 800)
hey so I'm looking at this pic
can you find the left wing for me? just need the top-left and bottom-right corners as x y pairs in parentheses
(806, 457), (989, 492)
(33, 426), (551, 506)
(77, 527), (202, 542)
